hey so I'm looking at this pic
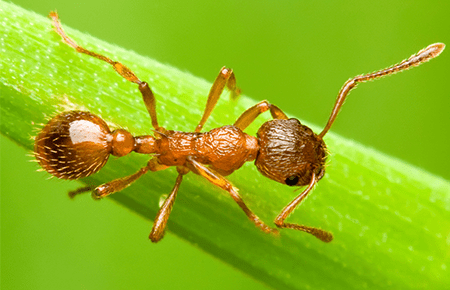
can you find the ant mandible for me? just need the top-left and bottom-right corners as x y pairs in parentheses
(35, 12), (445, 243)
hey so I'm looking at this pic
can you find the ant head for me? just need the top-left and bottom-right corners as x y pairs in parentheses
(255, 119), (327, 186)
(34, 111), (134, 180)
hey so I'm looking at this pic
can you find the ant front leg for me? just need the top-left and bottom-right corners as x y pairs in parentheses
(274, 173), (333, 243)
(195, 67), (241, 132)
(49, 12), (161, 131)
(187, 157), (278, 235)
(233, 100), (289, 131)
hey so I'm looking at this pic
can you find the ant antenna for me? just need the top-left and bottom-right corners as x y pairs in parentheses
(318, 43), (445, 139)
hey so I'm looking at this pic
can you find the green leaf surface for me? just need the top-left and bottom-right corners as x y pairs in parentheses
(1, 2), (449, 289)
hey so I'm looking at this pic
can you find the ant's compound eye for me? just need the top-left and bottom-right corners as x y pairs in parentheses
(285, 175), (300, 186)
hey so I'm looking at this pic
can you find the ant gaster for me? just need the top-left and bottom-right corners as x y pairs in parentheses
(35, 12), (445, 243)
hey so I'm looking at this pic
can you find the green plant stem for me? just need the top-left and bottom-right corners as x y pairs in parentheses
(1, 2), (449, 289)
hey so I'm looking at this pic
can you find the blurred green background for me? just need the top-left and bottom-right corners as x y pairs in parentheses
(2, 1), (449, 289)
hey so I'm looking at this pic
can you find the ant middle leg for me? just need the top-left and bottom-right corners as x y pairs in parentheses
(233, 100), (289, 131)
(49, 12), (160, 131)
(187, 157), (278, 235)
(195, 67), (241, 132)
(274, 173), (333, 243)
(149, 166), (189, 242)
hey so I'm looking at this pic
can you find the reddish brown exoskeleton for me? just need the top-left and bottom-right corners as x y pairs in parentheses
(35, 12), (445, 243)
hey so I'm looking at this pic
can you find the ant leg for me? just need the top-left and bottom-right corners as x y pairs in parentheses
(195, 67), (241, 132)
(274, 173), (333, 242)
(68, 185), (95, 199)
(92, 166), (150, 199)
(318, 43), (445, 138)
(187, 157), (278, 235)
(48, 12), (161, 130)
(92, 158), (168, 199)
(149, 172), (184, 242)
(233, 100), (289, 131)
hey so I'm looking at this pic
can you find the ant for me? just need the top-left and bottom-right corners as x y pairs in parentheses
(35, 12), (445, 243)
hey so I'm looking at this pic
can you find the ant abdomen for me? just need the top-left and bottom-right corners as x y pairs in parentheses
(34, 111), (133, 180)
(256, 119), (327, 186)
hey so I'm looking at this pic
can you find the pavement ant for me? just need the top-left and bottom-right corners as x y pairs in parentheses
(35, 12), (445, 243)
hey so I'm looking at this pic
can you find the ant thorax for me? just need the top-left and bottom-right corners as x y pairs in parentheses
(156, 126), (259, 176)
(255, 118), (327, 187)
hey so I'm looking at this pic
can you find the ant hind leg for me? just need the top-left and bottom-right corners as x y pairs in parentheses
(68, 185), (95, 199)
(48, 11), (161, 131)
(92, 166), (151, 200)
(88, 158), (168, 200)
